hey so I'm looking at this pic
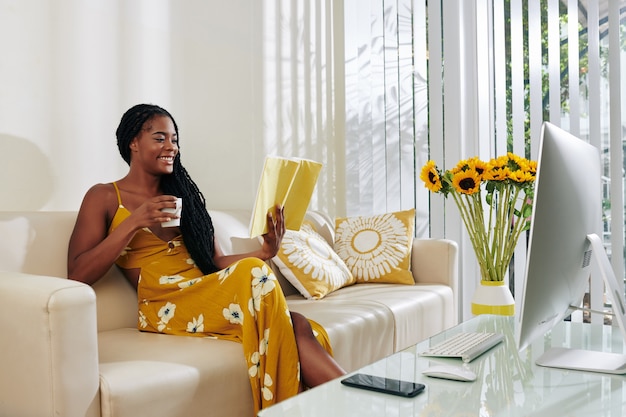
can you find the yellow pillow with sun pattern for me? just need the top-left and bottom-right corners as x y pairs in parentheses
(273, 222), (356, 299)
(334, 209), (415, 285)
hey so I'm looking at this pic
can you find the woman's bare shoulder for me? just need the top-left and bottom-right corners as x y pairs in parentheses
(78, 183), (119, 218)
(81, 183), (116, 202)
(86, 182), (114, 196)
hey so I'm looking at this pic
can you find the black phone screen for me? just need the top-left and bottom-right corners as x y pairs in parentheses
(340, 373), (425, 398)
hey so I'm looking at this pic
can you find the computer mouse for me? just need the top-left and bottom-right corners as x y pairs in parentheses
(422, 365), (477, 382)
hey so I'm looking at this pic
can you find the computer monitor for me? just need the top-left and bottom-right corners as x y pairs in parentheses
(517, 122), (626, 374)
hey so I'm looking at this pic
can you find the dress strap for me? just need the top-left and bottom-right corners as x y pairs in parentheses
(112, 182), (124, 207)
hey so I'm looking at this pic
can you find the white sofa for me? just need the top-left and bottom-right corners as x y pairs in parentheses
(0, 210), (458, 417)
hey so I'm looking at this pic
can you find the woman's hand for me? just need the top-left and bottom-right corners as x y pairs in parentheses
(211, 205), (285, 269)
(130, 195), (180, 228)
(260, 205), (285, 260)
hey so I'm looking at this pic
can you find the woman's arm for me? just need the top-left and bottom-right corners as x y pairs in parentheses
(212, 205), (285, 270)
(67, 184), (138, 285)
(67, 184), (179, 285)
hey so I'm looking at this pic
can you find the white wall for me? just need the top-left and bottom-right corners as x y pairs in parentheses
(0, 0), (342, 214)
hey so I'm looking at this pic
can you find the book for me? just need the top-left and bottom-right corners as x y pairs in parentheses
(249, 156), (323, 237)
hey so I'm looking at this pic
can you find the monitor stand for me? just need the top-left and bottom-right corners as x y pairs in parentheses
(535, 234), (626, 375)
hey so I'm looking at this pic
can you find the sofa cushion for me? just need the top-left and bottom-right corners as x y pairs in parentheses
(314, 283), (456, 352)
(285, 296), (395, 372)
(98, 329), (253, 417)
(334, 209), (416, 285)
(99, 361), (199, 417)
(273, 222), (355, 299)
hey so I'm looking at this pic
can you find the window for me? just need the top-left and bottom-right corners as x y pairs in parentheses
(343, 0), (626, 320)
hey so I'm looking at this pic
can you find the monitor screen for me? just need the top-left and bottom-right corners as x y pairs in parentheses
(517, 122), (603, 352)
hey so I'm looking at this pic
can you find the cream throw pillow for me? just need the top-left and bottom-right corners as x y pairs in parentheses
(273, 222), (355, 299)
(334, 209), (415, 285)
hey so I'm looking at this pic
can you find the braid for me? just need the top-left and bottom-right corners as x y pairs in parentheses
(162, 160), (219, 274)
(116, 104), (219, 275)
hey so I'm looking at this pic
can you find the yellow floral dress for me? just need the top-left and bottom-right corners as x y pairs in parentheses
(108, 182), (332, 414)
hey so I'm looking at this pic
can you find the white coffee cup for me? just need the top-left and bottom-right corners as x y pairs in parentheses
(161, 198), (182, 227)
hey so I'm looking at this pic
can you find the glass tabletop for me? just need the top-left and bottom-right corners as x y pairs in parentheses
(258, 315), (626, 417)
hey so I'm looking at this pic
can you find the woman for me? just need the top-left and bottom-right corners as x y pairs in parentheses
(67, 103), (345, 414)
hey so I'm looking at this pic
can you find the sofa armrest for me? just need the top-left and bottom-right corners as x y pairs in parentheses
(411, 238), (458, 311)
(0, 272), (100, 417)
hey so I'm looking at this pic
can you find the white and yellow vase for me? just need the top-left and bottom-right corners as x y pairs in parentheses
(471, 280), (515, 316)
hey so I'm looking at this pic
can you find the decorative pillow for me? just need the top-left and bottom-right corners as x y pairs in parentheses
(334, 209), (415, 285)
(273, 222), (356, 299)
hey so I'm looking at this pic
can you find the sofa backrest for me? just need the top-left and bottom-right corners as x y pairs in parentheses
(0, 209), (333, 332)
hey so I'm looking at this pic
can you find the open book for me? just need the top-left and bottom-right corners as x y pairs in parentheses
(249, 156), (323, 237)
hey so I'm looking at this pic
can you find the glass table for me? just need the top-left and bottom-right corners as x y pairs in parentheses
(258, 314), (626, 416)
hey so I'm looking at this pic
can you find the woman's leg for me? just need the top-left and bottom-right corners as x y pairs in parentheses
(291, 311), (346, 388)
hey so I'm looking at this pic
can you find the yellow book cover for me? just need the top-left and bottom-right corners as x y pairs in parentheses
(249, 156), (323, 237)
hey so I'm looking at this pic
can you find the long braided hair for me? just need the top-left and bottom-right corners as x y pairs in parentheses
(116, 104), (219, 275)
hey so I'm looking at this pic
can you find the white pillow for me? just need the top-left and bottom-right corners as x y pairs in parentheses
(273, 222), (355, 299)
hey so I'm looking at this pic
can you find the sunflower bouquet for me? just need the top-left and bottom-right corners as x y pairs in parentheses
(420, 153), (536, 282)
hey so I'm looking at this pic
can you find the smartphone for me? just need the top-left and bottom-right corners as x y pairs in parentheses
(340, 373), (425, 398)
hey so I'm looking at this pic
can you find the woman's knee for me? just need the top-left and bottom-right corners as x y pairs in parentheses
(290, 311), (313, 335)
(233, 257), (286, 294)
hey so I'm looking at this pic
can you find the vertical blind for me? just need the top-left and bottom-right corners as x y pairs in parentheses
(343, 0), (625, 320)
(260, 0), (345, 216)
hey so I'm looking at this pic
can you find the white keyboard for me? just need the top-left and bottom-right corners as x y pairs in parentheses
(419, 332), (504, 363)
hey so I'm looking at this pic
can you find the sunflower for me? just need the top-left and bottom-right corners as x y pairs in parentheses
(527, 160), (537, 177)
(420, 160), (443, 192)
(508, 169), (535, 183)
(450, 158), (471, 175)
(467, 157), (489, 179)
(419, 153), (536, 284)
(483, 161), (510, 181)
(452, 169), (481, 194)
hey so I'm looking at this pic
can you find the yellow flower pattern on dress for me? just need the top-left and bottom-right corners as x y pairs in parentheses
(218, 262), (237, 283)
(259, 328), (269, 354)
(177, 277), (202, 289)
(186, 314), (204, 333)
(262, 373), (274, 401)
(159, 274), (185, 285)
(251, 263), (276, 312)
(138, 311), (148, 329)
(249, 351), (261, 378)
(223, 303), (244, 325)
(156, 301), (176, 332)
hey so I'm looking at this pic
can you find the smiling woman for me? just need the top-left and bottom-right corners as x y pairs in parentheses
(66, 103), (346, 415)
